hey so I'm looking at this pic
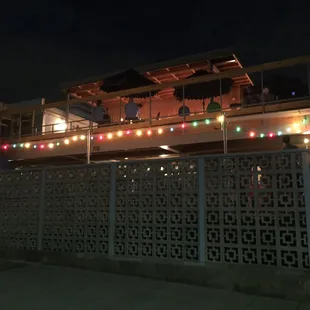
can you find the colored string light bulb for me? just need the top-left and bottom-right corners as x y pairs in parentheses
(193, 121), (198, 127)
(158, 128), (163, 134)
(249, 131), (255, 138)
(205, 119), (210, 125)
(236, 126), (241, 132)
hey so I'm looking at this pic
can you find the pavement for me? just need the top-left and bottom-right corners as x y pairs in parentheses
(0, 263), (308, 310)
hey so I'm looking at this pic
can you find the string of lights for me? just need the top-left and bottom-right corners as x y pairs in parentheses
(1, 116), (309, 151)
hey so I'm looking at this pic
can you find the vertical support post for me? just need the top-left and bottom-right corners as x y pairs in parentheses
(119, 97), (122, 127)
(219, 78), (227, 153)
(41, 98), (46, 134)
(222, 115), (228, 154)
(37, 168), (46, 251)
(197, 158), (206, 263)
(86, 130), (91, 164)
(261, 71), (265, 111)
(18, 113), (22, 139)
(66, 93), (70, 132)
(302, 152), (310, 260)
(219, 78), (223, 110)
(0, 117), (2, 136)
(90, 102), (94, 132)
(31, 110), (35, 135)
(108, 163), (116, 257)
(149, 91), (152, 126)
(182, 85), (185, 124)
(307, 64), (310, 98)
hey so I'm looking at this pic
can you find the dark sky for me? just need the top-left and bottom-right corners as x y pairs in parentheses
(1, 1), (310, 103)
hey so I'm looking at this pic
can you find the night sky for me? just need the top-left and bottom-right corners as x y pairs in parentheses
(1, 1), (310, 103)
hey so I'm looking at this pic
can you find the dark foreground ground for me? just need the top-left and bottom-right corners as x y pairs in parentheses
(0, 261), (308, 310)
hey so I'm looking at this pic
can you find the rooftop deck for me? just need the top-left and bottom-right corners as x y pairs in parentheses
(1, 52), (310, 167)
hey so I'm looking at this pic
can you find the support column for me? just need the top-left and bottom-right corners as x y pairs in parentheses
(198, 158), (206, 263)
(37, 168), (46, 251)
(302, 152), (310, 261)
(149, 91), (152, 126)
(86, 130), (91, 164)
(108, 163), (117, 257)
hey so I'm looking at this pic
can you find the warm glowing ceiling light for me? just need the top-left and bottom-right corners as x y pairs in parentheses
(117, 131), (123, 137)
(48, 143), (54, 149)
(286, 127), (291, 133)
(158, 128), (163, 134)
(249, 131), (255, 138)
(64, 139), (70, 145)
(72, 136), (78, 141)
(107, 133), (113, 139)
(136, 130), (142, 136)
(80, 135), (86, 140)
(25, 143), (30, 148)
(217, 115), (224, 123)
(304, 138), (310, 144)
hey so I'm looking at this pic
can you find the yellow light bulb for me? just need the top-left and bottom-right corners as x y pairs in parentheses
(80, 135), (85, 140)
(136, 130), (142, 136)
(48, 143), (54, 149)
(117, 131), (123, 137)
(25, 143), (30, 148)
(64, 139), (70, 145)
(158, 128), (163, 134)
(107, 133), (113, 139)
(304, 138), (309, 144)
(72, 136), (78, 141)
(218, 115), (224, 123)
